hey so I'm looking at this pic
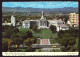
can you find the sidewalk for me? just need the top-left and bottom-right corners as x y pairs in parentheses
(40, 39), (50, 45)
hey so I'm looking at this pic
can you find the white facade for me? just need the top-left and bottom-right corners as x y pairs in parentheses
(38, 11), (48, 29)
(48, 19), (57, 27)
(22, 20), (30, 28)
(2, 23), (12, 26)
(67, 20), (71, 24)
(48, 19), (69, 32)
(22, 11), (69, 32)
(11, 15), (16, 26)
(2, 21), (12, 26)
(22, 11), (49, 29)
(48, 19), (64, 27)
(57, 24), (69, 32)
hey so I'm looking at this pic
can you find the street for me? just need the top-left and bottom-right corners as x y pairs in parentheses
(32, 44), (61, 48)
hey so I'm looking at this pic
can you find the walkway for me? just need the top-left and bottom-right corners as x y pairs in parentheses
(40, 39), (50, 45)
(36, 39), (60, 52)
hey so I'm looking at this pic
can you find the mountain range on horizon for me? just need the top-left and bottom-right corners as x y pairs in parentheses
(2, 7), (78, 13)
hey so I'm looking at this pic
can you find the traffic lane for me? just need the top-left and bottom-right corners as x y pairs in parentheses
(32, 45), (61, 48)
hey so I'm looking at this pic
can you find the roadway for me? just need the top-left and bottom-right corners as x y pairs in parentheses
(32, 39), (61, 48)
(32, 44), (61, 48)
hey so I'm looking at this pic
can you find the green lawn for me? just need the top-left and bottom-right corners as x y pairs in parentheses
(35, 49), (39, 52)
(19, 28), (33, 33)
(19, 28), (57, 39)
(33, 29), (57, 39)
(34, 35), (57, 39)
(50, 39), (57, 44)
(33, 29), (52, 34)
(16, 49), (26, 52)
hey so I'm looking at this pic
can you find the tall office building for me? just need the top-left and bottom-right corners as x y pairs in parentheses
(69, 13), (79, 25)
(11, 15), (16, 26)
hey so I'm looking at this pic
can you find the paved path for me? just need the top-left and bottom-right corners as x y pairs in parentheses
(40, 39), (50, 45)
(41, 48), (50, 52)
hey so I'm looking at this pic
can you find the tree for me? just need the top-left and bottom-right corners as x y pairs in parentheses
(30, 25), (38, 32)
(18, 28), (33, 39)
(25, 46), (33, 52)
(69, 38), (79, 52)
(61, 37), (75, 47)
(11, 33), (18, 38)
(2, 25), (9, 32)
(23, 38), (34, 46)
(2, 25), (19, 38)
(50, 25), (56, 33)
(57, 28), (79, 52)
(8, 39), (13, 51)
(58, 30), (65, 38)
(74, 38), (79, 51)
(2, 38), (8, 52)
(17, 32), (27, 39)
(58, 15), (69, 23)
(12, 38), (23, 45)
(2, 38), (13, 52)
(13, 28), (19, 33)
(26, 30), (33, 38)
(2, 32), (7, 38)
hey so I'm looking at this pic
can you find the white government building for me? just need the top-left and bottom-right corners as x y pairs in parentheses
(2, 11), (69, 32)
(22, 11), (69, 32)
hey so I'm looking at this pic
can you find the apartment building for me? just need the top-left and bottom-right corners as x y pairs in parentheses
(69, 13), (79, 25)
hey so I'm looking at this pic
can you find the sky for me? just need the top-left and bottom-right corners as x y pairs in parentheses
(2, 1), (78, 8)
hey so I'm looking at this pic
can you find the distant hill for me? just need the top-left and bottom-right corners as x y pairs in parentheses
(2, 7), (78, 13)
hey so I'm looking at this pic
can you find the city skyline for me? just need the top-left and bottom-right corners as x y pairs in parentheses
(2, 1), (78, 9)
